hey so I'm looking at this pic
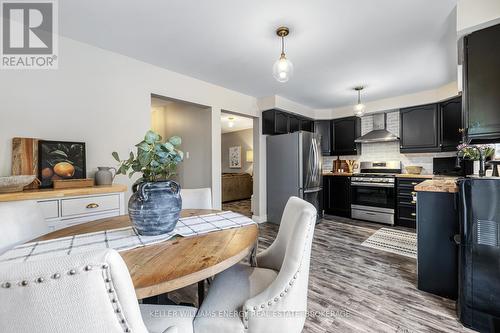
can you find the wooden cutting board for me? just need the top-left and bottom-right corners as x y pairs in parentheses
(12, 137), (39, 189)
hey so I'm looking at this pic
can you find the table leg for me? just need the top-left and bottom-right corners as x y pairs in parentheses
(198, 280), (205, 306)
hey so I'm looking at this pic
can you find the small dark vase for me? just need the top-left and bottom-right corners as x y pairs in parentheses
(128, 180), (182, 236)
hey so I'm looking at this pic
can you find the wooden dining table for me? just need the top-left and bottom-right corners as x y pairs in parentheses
(33, 209), (259, 300)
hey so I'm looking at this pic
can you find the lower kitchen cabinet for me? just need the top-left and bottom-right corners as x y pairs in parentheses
(416, 191), (459, 299)
(396, 178), (424, 228)
(323, 175), (351, 218)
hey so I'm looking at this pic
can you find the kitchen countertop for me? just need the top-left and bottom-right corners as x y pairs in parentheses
(0, 184), (127, 202)
(396, 174), (434, 179)
(322, 172), (353, 176)
(414, 178), (459, 193)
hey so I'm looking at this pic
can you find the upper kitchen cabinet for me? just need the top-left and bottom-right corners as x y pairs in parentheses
(400, 104), (440, 153)
(464, 23), (500, 143)
(288, 114), (300, 132)
(262, 109), (314, 135)
(263, 109), (289, 135)
(300, 119), (314, 132)
(332, 117), (361, 156)
(400, 97), (463, 153)
(314, 120), (332, 155)
(440, 96), (463, 151)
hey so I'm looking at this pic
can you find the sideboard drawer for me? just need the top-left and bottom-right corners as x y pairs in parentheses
(38, 200), (59, 219)
(61, 195), (120, 217)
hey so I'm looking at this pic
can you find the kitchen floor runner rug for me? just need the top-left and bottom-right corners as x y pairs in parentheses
(361, 228), (417, 259)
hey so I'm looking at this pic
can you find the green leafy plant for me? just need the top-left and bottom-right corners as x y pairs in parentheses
(113, 130), (183, 182)
(457, 143), (495, 161)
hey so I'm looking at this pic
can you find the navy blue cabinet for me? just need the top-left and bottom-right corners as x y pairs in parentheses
(464, 23), (500, 143)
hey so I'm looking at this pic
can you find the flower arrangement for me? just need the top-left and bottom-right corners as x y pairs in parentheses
(456, 143), (495, 161)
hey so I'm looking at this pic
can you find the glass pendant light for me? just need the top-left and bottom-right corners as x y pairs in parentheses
(273, 27), (294, 82)
(354, 86), (366, 117)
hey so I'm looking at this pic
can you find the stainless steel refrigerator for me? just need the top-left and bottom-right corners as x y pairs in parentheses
(266, 131), (322, 224)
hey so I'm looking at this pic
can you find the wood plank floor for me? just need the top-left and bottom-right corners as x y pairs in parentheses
(169, 215), (475, 332)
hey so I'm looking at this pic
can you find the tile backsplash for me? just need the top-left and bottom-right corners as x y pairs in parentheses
(323, 111), (457, 175)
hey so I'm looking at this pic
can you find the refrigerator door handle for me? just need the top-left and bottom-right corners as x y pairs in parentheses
(303, 187), (322, 194)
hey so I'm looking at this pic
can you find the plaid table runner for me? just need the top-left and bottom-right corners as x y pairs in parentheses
(0, 211), (255, 263)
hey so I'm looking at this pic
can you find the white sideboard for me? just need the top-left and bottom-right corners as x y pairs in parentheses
(0, 185), (127, 231)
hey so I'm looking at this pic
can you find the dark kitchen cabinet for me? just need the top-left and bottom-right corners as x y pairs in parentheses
(323, 175), (351, 218)
(262, 109), (314, 135)
(332, 117), (360, 156)
(314, 120), (332, 155)
(300, 119), (314, 132)
(464, 23), (500, 143)
(396, 178), (424, 229)
(417, 191), (458, 300)
(288, 115), (300, 132)
(400, 97), (463, 153)
(263, 109), (289, 135)
(400, 104), (440, 153)
(440, 96), (463, 151)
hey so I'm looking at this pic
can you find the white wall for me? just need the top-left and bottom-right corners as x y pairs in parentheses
(315, 82), (459, 119)
(152, 103), (212, 188)
(457, 0), (500, 34)
(257, 95), (316, 118)
(0, 36), (264, 216)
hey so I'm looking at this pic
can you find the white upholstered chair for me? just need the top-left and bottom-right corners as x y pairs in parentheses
(0, 200), (49, 255)
(0, 249), (196, 333)
(193, 196), (317, 333)
(180, 188), (212, 210)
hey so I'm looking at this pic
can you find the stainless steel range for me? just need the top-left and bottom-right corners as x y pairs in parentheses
(351, 161), (401, 225)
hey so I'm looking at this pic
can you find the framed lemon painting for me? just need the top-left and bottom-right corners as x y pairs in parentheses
(38, 140), (86, 188)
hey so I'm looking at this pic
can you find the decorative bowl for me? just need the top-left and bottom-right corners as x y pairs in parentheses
(0, 175), (37, 193)
(405, 166), (423, 175)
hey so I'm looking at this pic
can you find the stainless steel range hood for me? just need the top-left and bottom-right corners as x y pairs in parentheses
(354, 112), (399, 143)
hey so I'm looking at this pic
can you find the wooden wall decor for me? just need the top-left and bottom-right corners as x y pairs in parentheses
(12, 137), (39, 189)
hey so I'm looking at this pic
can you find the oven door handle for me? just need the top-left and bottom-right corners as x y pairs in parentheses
(351, 182), (394, 188)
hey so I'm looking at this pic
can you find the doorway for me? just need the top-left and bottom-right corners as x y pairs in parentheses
(220, 112), (254, 217)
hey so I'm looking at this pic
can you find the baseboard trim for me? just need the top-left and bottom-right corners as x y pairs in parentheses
(252, 214), (267, 224)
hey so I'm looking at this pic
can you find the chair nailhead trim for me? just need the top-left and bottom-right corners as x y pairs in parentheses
(84, 265), (93, 271)
(52, 273), (61, 279)
(2, 282), (11, 288)
(69, 269), (76, 275)
(245, 218), (314, 322)
(36, 277), (44, 283)
(21, 280), (28, 286)
(101, 264), (131, 332)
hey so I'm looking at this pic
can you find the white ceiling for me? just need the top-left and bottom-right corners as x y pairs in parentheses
(60, 0), (458, 109)
(221, 112), (253, 134)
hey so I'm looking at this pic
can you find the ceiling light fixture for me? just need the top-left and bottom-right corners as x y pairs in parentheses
(228, 116), (235, 128)
(273, 26), (294, 83)
(353, 86), (366, 117)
